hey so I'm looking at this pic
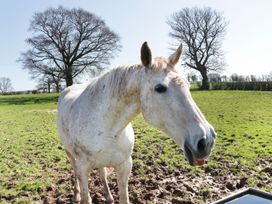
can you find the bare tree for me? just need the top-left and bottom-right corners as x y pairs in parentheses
(250, 75), (257, 82)
(231, 73), (239, 82)
(36, 74), (62, 93)
(187, 71), (198, 83)
(221, 75), (227, 82)
(191, 75), (198, 82)
(237, 75), (245, 82)
(36, 75), (53, 93)
(20, 6), (121, 87)
(264, 72), (272, 81)
(208, 73), (221, 82)
(245, 75), (250, 82)
(168, 7), (228, 89)
(0, 77), (13, 94)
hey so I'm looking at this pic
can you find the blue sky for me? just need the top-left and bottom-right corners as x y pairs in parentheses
(1, 0), (272, 91)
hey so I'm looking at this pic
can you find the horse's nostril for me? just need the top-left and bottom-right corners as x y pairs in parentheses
(197, 138), (206, 153)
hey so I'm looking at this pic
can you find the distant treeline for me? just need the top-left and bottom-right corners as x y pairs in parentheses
(0, 90), (39, 96)
(211, 82), (272, 91)
(191, 81), (272, 91)
(188, 72), (272, 91)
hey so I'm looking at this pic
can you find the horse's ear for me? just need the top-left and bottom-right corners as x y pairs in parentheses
(141, 42), (152, 68)
(168, 44), (183, 66)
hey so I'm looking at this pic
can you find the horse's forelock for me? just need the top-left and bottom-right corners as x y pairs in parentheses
(151, 57), (175, 72)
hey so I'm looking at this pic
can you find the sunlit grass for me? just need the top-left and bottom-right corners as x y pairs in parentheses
(0, 91), (271, 203)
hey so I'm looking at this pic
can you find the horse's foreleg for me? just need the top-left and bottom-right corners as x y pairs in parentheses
(76, 161), (92, 204)
(98, 167), (114, 203)
(65, 150), (80, 202)
(115, 157), (132, 204)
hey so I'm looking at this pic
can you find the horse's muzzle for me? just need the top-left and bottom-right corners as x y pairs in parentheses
(184, 140), (213, 166)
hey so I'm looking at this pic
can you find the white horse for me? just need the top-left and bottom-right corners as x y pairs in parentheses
(57, 42), (216, 204)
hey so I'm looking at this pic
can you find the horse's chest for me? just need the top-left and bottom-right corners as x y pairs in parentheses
(80, 129), (135, 168)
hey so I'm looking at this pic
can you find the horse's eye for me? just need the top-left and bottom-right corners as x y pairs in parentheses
(154, 84), (167, 93)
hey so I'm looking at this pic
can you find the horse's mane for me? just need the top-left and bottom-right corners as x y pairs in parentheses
(84, 57), (176, 97)
(84, 64), (141, 97)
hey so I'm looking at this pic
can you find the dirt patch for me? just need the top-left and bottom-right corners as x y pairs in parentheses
(24, 109), (57, 114)
(32, 163), (270, 204)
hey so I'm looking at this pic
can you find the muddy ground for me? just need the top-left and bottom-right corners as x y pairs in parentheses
(39, 157), (271, 204)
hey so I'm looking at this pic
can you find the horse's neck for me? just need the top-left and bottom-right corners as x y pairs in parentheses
(85, 66), (143, 135)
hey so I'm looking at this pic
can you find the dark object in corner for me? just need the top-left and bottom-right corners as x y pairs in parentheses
(212, 188), (272, 204)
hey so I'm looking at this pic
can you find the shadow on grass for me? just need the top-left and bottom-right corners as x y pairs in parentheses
(0, 94), (59, 105)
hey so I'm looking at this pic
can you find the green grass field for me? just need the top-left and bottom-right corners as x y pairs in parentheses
(0, 91), (271, 203)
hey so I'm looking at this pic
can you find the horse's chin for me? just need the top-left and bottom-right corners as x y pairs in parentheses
(166, 131), (208, 166)
(184, 145), (206, 166)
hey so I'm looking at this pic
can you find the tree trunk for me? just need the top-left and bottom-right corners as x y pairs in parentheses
(66, 74), (73, 87)
(200, 70), (210, 90)
(47, 82), (51, 93)
(55, 82), (60, 93)
(65, 68), (73, 87)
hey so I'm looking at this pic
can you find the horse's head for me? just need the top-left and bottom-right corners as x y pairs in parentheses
(139, 42), (216, 166)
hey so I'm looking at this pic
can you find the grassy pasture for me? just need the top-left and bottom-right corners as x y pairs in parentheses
(0, 91), (271, 203)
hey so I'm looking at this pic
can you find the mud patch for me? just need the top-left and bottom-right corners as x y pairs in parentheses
(25, 162), (270, 204)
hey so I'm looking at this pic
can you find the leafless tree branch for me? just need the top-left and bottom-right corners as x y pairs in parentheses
(0, 77), (13, 94)
(20, 6), (121, 87)
(168, 7), (228, 89)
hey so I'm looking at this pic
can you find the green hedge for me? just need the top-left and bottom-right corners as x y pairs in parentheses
(210, 82), (272, 91)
